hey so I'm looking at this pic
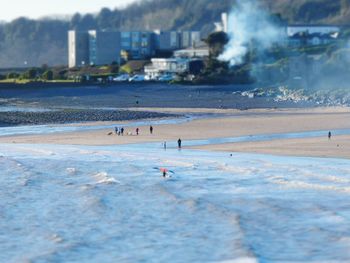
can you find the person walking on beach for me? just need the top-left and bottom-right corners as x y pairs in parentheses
(178, 138), (182, 149)
(163, 141), (167, 150)
(115, 127), (119, 135)
(136, 128), (139, 135)
(328, 131), (332, 140)
(121, 127), (124, 136)
(150, 125), (153, 134)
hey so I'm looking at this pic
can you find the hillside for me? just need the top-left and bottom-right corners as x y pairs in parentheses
(0, 0), (349, 67)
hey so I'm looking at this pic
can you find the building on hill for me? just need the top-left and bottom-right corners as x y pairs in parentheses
(214, 13), (228, 33)
(287, 31), (341, 47)
(181, 31), (201, 48)
(120, 31), (155, 60)
(88, 31), (121, 66)
(154, 30), (202, 51)
(154, 31), (181, 51)
(68, 29), (203, 67)
(287, 25), (341, 36)
(144, 57), (205, 79)
(144, 58), (190, 79)
(69, 30), (121, 67)
(174, 44), (210, 58)
(68, 31), (89, 68)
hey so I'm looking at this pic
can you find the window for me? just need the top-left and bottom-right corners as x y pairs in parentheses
(121, 32), (130, 38)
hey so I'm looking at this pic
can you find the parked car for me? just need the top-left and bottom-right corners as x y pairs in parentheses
(129, 75), (145, 82)
(113, 74), (129, 82)
(144, 74), (156, 81)
(158, 74), (174, 82)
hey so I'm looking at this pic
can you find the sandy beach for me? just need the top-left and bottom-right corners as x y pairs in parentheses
(193, 135), (350, 159)
(2, 107), (350, 159)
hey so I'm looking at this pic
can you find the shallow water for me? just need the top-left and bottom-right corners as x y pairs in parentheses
(1, 143), (350, 262)
(0, 115), (193, 137)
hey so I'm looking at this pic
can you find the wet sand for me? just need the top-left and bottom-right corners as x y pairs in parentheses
(1, 107), (350, 159)
(193, 135), (350, 159)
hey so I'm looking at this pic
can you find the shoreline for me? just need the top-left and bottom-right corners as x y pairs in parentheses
(1, 107), (350, 159)
(0, 109), (177, 127)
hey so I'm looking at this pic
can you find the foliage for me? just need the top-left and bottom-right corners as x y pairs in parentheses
(0, 0), (349, 67)
(42, 70), (54, 80)
(22, 68), (38, 79)
(120, 64), (133, 74)
(205, 31), (229, 57)
(7, 72), (19, 79)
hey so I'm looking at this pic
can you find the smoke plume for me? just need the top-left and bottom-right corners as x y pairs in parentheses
(219, 0), (282, 66)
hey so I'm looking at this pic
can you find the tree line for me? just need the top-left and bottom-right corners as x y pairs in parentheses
(0, 0), (348, 68)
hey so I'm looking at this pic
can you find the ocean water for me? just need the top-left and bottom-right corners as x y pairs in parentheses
(1, 143), (350, 262)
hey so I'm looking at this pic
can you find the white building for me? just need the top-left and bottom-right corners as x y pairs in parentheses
(287, 25), (340, 36)
(69, 30), (121, 67)
(144, 58), (190, 78)
(214, 12), (229, 33)
(68, 31), (89, 68)
(174, 46), (209, 58)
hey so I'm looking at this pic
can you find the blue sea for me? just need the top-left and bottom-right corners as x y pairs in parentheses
(1, 123), (350, 262)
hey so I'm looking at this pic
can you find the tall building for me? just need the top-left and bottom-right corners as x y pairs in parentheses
(155, 31), (181, 51)
(68, 31), (89, 68)
(181, 31), (201, 48)
(120, 31), (154, 59)
(68, 29), (203, 67)
(88, 30), (121, 65)
(214, 12), (229, 33)
(222, 13), (228, 33)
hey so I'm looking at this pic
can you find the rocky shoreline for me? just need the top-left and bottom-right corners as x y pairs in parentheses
(0, 109), (176, 127)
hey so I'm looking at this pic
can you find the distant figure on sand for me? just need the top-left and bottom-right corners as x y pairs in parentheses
(178, 138), (182, 149)
(163, 141), (167, 150)
(136, 128), (139, 135)
(328, 131), (332, 140)
(115, 127), (119, 135)
(121, 127), (124, 136)
(150, 125), (153, 134)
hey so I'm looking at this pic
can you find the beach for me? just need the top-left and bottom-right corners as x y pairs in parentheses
(2, 85), (350, 262)
(2, 107), (350, 159)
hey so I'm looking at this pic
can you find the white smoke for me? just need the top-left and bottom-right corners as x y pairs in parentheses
(219, 0), (283, 66)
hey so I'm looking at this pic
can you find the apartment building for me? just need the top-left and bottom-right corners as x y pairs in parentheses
(68, 30), (202, 68)
(120, 31), (154, 59)
(88, 30), (121, 65)
(68, 31), (89, 68)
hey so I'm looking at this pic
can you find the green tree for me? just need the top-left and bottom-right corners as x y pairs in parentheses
(120, 64), (133, 74)
(22, 68), (37, 79)
(7, 72), (19, 79)
(42, 70), (54, 80)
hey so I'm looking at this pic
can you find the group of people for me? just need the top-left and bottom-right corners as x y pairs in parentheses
(115, 127), (125, 136)
(114, 125), (183, 150)
(114, 125), (155, 136)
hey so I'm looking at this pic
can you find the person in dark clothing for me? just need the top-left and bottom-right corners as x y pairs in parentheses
(178, 138), (182, 149)
(136, 128), (139, 135)
(121, 127), (124, 136)
(150, 125), (153, 134)
(328, 131), (332, 140)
